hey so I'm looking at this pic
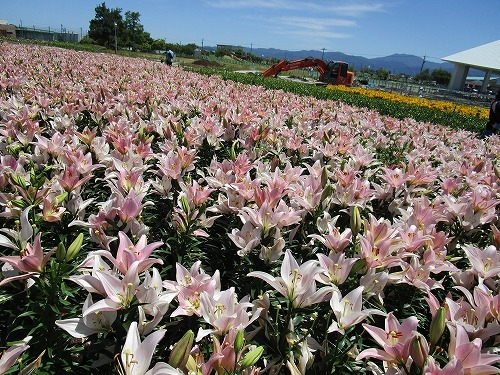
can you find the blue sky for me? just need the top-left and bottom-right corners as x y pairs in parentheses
(2, 0), (498, 63)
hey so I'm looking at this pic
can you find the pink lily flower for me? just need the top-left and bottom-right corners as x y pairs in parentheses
(231, 152), (253, 176)
(197, 288), (262, 340)
(446, 286), (500, 341)
(0, 336), (31, 374)
(92, 231), (163, 274)
(184, 180), (215, 207)
(447, 324), (500, 375)
(0, 233), (56, 286)
(55, 293), (117, 338)
(463, 244), (500, 280)
(228, 221), (262, 257)
(357, 312), (418, 366)
(157, 151), (183, 180)
(240, 200), (302, 236)
(329, 286), (385, 334)
(309, 223), (353, 253)
(381, 166), (409, 189)
(360, 270), (389, 303)
(0, 206), (33, 252)
(41, 194), (66, 223)
(83, 261), (141, 317)
(165, 261), (221, 317)
(116, 190), (148, 224)
(118, 321), (182, 375)
(136, 268), (178, 334)
(248, 250), (332, 308)
(316, 252), (358, 286)
(423, 356), (464, 375)
(359, 234), (403, 270)
(57, 163), (93, 192)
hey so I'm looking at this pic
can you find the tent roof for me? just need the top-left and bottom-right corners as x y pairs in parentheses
(442, 40), (500, 72)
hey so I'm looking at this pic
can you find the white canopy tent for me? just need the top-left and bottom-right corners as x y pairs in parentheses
(442, 40), (500, 93)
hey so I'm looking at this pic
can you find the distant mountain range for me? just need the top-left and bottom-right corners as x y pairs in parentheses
(239, 47), (457, 76)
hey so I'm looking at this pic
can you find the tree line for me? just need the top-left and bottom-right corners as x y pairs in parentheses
(83, 2), (189, 54)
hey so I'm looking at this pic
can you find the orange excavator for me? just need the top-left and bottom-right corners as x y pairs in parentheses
(262, 58), (354, 87)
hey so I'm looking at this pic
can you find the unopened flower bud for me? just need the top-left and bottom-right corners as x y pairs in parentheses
(429, 306), (446, 346)
(321, 166), (329, 188)
(230, 140), (238, 161)
(409, 333), (429, 368)
(180, 195), (190, 214)
(56, 242), (67, 262)
(350, 258), (366, 274)
(320, 184), (332, 203)
(494, 162), (500, 179)
(66, 233), (84, 261)
(240, 346), (264, 370)
(169, 329), (194, 370)
(350, 205), (362, 236)
(55, 191), (68, 204)
(234, 330), (245, 354)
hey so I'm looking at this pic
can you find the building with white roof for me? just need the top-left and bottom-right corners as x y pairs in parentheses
(442, 39), (500, 93)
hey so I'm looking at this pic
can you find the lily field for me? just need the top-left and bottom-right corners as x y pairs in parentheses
(0, 42), (499, 374)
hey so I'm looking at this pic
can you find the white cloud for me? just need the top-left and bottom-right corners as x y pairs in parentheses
(277, 16), (356, 31)
(206, 1), (385, 46)
(206, 0), (386, 16)
(206, 0), (292, 9)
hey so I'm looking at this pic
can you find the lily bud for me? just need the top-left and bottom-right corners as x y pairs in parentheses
(180, 195), (190, 214)
(409, 333), (429, 368)
(321, 166), (329, 188)
(494, 162), (500, 179)
(429, 306), (446, 346)
(234, 330), (245, 355)
(168, 329), (194, 370)
(350, 258), (366, 275)
(320, 184), (332, 203)
(350, 206), (362, 237)
(66, 233), (84, 261)
(55, 191), (68, 204)
(185, 355), (197, 374)
(230, 140), (238, 161)
(240, 346), (264, 370)
(56, 242), (67, 262)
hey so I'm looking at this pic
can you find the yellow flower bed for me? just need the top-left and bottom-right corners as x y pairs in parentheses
(327, 84), (489, 119)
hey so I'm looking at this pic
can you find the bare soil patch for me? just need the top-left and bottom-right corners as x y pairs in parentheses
(192, 59), (222, 67)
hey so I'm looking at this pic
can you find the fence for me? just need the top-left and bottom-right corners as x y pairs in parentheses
(16, 26), (80, 43)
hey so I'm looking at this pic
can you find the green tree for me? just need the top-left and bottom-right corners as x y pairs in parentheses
(79, 35), (98, 45)
(151, 38), (166, 52)
(376, 67), (390, 80)
(215, 47), (231, 58)
(88, 2), (123, 49)
(122, 11), (152, 51)
(414, 68), (431, 83)
(430, 68), (451, 85)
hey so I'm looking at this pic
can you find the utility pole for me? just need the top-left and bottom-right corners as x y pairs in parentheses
(420, 55), (426, 73)
(321, 47), (326, 60)
(250, 43), (253, 54)
(114, 22), (117, 53)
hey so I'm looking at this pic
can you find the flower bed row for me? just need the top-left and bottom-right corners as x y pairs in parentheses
(327, 84), (489, 120)
(0, 41), (499, 374)
(208, 71), (487, 134)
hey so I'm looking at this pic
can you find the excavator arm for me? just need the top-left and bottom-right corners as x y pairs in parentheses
(261, 58), (353, 86)
(262, 58), (329, 80)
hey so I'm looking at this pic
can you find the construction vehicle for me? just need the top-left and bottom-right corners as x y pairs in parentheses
(262, 58), (354, 87)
